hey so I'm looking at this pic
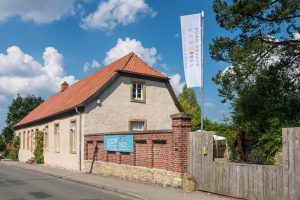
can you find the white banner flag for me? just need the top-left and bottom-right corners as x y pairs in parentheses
(180, 13), (203, 88)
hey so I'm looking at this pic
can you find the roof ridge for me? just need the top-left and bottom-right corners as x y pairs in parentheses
(124, 53), (167, 78)
(59, 52), (134, 92)
(121, 52), (135, 70)
(98, 52), (134, 71)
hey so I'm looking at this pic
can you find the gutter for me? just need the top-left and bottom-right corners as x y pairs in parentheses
(75, 106), (83, 172)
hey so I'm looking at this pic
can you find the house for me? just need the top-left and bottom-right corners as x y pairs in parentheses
(13, 52), (182, 171)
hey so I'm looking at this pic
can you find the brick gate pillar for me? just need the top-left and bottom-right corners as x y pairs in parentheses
(170, 112), (192, 173)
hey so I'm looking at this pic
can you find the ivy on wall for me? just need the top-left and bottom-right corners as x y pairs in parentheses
(9, 136), (20, 161)
(34, 131), (44, 164)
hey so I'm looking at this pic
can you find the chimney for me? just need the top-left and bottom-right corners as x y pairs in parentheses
(61, 81), (69, 92)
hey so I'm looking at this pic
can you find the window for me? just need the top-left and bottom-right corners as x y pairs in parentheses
(69, 121), (77, 154)
(27, 131), (30, 150)
(44, 126), (49, 151)
(30, 130), (34, 151)
(54, 124), (60, 152)
(131, 82), (145, 102)
(130, 120), (145, 131)
(23, 131), (26, 150)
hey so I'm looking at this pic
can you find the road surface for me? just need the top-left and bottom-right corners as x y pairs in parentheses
(0, 163), (138, 200)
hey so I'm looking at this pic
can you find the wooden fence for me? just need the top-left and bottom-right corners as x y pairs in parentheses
(188, 128), (300, 200)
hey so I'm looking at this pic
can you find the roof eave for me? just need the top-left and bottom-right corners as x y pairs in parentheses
(13, 106), (84, 130)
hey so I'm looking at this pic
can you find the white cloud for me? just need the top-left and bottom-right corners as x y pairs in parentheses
(104, 37), (160, 65)
(169, 74), (185, 96)
(0, 46), (77, 96)
(293, 32), (300, 40)
(81, 0), (156, 30)
(0, 0), (75, 24)
(219, 109), (226, 114)
(0, 95), (7, 103)
(204, 102), (215, 108)
(160, 63), (170, 71)
(83, 59), (101, 72)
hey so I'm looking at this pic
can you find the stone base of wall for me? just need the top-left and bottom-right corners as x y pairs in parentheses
(84, 160), (183, 188)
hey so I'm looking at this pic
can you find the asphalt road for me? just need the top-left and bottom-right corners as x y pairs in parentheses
(0, 163), (138, 200)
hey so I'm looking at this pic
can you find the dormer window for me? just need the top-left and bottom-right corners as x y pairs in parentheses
(131, 81), (145, 102)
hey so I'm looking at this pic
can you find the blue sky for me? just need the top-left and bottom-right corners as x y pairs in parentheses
(0, 0), (231, 131)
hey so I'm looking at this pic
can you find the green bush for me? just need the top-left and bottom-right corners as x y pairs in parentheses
(3, 149), (10, 158)
(0, 138), (6, 152)
(9, 136), (20, 161)
(252, 129), (282, 164)
(34, 131), (44, 164)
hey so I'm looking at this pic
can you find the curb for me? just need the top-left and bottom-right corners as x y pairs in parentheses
(0, 161), (147, 200)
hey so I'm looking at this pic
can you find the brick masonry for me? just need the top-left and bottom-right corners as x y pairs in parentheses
(84, 113), (191, 173)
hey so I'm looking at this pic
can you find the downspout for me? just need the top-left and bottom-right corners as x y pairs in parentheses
(75, 106), (82, 172)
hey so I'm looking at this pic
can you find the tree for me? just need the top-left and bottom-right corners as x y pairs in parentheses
(2, 127), (13, 144)
(211, 0), (300, 65)
(1, 95), (43, 143)
(210, 0), (300, 162)
(178, 85), (201, 131)
(0, 137), (6, 152)
(211, 0), (300, 103)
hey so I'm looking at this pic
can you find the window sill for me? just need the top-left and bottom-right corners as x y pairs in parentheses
(130, 99), (146, 104)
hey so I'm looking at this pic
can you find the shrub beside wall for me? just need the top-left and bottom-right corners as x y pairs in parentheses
(34, 131), (44, 164)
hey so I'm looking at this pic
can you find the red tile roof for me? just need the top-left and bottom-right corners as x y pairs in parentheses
(14, 52), (167, 128)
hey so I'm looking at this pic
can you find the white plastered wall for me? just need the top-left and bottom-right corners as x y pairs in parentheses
(84, 76), (179, 134)
(16, 114), (82, 171)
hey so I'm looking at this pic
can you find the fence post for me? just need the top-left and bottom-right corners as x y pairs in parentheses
(283, 127), (300, 200)
(170, 113), (192, 173)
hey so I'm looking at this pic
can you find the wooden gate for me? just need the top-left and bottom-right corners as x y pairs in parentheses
(188, 131), (286, 200)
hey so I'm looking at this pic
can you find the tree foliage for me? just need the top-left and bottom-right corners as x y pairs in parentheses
(210, 0), (300, 162)
(1, 95), (43, 143)
(0, 136), (6, 152)
(178, 85), (201, 131)
(204, 118), (238, 149)
(6, 94), (44, 127)
(211, 0), (300, 64)
(34, 131), (44, 164)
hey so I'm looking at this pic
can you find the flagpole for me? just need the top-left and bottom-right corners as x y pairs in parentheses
(200, 11), (204, 131)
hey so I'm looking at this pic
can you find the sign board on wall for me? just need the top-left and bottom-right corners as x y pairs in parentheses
(104, 135), (133, 152)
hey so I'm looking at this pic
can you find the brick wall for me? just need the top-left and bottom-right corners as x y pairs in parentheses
(84, 113), (191, 173)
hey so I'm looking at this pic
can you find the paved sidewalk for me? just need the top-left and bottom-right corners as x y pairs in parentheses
(0, 161), (237, 200)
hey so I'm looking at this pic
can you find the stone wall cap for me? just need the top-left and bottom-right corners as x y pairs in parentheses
(170, 112), (192, 119)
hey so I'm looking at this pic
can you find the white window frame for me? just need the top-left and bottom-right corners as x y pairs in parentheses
(44, 126), (49, 151)
(54, 124), (60, 152)
(130, 121), (145, 131)
(70, 121), (77, 154)
(26, 130), (30, 150)
(30, 130), (34, 152)
(23, 131), (26, 150)
(132, 82), (144, 101)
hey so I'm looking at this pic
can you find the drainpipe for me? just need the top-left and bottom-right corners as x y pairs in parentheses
(75, 107), (82, 172)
